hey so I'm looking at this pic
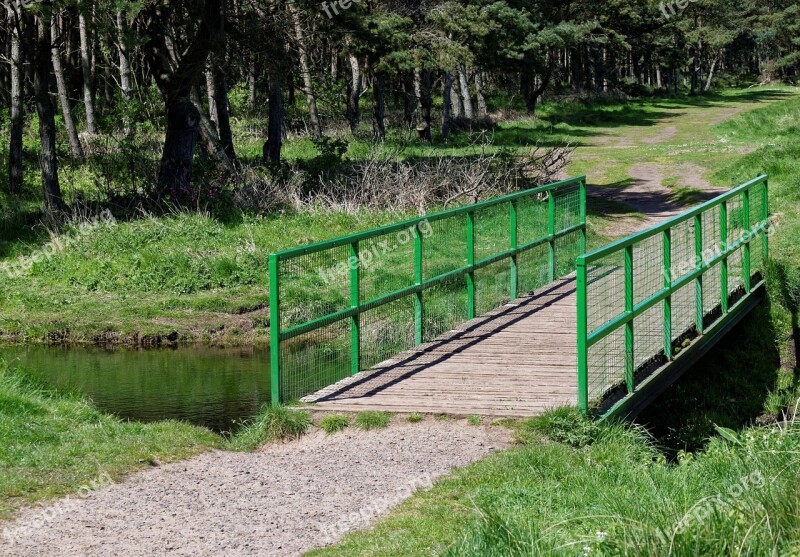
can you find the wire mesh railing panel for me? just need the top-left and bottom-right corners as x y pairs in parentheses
(516, 195), (549, 246)
(671, 280), (696, 342)
(554, 184), (582, 231)
(475, 260), (511, 316)
(703, 262), (722, 317)
(359, 228), (416, 304)
(586, 253), (625, 332)
(555, 230), (582, 278)
(360, 297), (416, 370)
(728, 245), (744, 292)
(727, 194), (746, 247)
(633, 234), (663, 305)
(577, 175), (769, 415)
(518, 243), (550, 294)
(475, 203), (510, 263)
(701, 205), (722, 273)
(633, 303), (664, 371)
(279, 245), (351, 329)
(587, 328), (625, 403)
(280, 321), (350, 401)
(424, 216), (466, 281)
(423, 276), (468, 342)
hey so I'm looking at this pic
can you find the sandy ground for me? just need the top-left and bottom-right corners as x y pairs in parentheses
(1, 421), (512, 556)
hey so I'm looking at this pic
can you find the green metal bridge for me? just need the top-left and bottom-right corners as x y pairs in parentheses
(268, 175), (770, 419)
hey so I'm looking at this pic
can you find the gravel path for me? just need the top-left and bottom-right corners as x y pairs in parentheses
(1, 421), (512, 556)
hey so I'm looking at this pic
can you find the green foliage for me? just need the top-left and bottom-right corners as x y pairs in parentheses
(520, 407), (604, 447)
(407, 412), (423, 423)
(320, 414), (351, 434)
(355, 411), (391, 430)
(310, 418), (800, 557)
(229, 406), (312, 451)
(467, 415), (483, 426)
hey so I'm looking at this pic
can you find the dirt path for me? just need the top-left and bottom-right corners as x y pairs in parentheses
(582, 103), (736, 236)
(1, 421), (511, 557)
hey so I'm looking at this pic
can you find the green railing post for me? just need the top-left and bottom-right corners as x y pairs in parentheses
(467, 211), (476, 320)
(510, 200), (518, 300)
(548, 190), (556, 282)
(269, 253), (281, 406)
(720, 200), (729, 314)
(350, 241), (362, 374)
(663, 229), (672, 359)
(762, 179), (769, 264)
(579, 178), (587, 255)
(694, 214), (704, 334)
(576, 257), (589, 413)
(742, 189), (751, 294)
(624, 244), (634, 393)
(414, 225), (424, 345)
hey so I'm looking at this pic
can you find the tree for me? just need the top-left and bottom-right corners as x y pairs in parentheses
(137, 0), (224, 198)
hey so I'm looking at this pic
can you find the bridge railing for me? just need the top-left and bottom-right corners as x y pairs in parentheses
(576, 175), (770, 414)
(269, 176), (587, 405)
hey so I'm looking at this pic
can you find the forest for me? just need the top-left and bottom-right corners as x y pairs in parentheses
(1, 0), (798, 218)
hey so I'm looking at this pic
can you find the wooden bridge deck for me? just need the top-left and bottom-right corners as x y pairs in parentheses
(305, 278), (578, 416)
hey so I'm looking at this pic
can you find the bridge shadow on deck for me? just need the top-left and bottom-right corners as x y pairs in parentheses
(307, 278), (578, 416)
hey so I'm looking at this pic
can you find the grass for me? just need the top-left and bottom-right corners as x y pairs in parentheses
(355, 411), (391, 430)
(467, 415), (482, 426)
(407, 412), (423, 423)
(228, 405), (312, 451)
(0, 362), (220, 519)
(320, 414), (351, 434)
(309, 412), (800, 557)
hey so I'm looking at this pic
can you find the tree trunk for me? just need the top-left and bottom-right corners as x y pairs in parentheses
(288, 2), (321, 138)
(450, 72), (462, 119)
(191, 86), (234, 173)
(78, 5), (98, 134)
(265, 74), (283, 163)
(205, 66), (218, 125)
(33, 14), (66, 212)
(419, 69), (432, 141)
(139, 0), (224, 197)
(346, 51), (361, 133)
(704, 54), (718, 91)
(116, 11), (131, 99)
(212, 61), (236, 163)
(442, 71), (454, 137)
(475, 71), (487, 117)
(247, 58), (257, 111)
(457, 62), (473, 119)
(403, 71), (417, 131)
(51, 17), (84, 159)
(373, 72), (386, 141)
(8, 7), (24, 194)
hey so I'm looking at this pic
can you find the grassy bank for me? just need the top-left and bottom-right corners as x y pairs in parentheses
(2, 88), (795, 346)
(0, 362), (220, 519)
(309, 410), (800, 557)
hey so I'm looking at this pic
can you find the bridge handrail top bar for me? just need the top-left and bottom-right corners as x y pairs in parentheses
(271, 175), (586, 260)
(577, 174), (768, 264)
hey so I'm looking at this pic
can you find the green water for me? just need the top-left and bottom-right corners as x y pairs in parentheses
(0, 345), (271, 433)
